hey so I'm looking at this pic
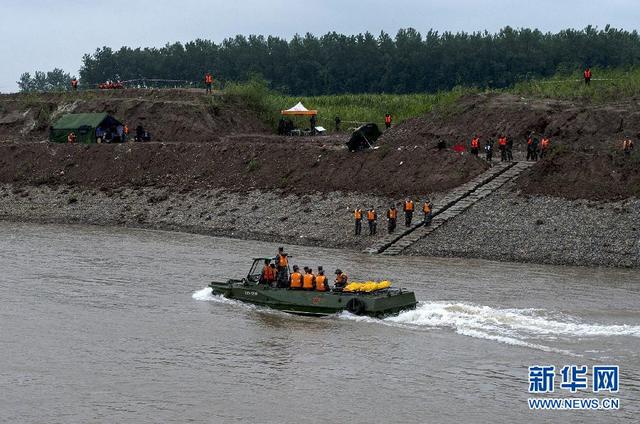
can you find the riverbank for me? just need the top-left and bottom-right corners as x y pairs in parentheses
(406, 180), (640, 268)
(1, 182), (638, 268)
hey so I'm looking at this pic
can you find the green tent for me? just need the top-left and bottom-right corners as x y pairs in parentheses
(49, 113), (123, 143)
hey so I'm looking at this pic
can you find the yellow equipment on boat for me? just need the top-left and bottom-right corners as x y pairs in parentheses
(343, 280), (392, 292)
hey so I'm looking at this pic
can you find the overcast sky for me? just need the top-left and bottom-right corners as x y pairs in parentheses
(1, 0), (638, 92)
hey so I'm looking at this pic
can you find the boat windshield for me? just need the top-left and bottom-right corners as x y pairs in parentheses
(246, 259), (264, 283)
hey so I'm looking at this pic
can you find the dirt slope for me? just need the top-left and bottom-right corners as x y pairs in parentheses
(0, 89), (269, 143)
(380, 93), (640, 200)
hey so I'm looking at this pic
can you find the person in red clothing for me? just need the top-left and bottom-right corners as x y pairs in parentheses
(204, 72), (213, 94)
(584, 67), (592, 85)
(384, 113), (392, 129)
(470, 136), (480, 156)
(498, 135), (508, 162)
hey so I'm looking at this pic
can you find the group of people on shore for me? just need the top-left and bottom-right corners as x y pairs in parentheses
(353, 199), (432, 236)
(467, 133), (552, 163)
(259, 247), (349, 291)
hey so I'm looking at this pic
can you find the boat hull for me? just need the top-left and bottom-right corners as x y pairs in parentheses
(209, 280), (417, 317)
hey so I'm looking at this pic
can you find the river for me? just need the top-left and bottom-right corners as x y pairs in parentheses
(1, 222), (639, 423)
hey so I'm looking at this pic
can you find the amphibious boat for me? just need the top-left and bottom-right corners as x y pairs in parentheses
(209, 257), (417, 317)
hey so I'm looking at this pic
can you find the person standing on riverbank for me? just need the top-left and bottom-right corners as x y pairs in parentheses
(385, 113), (392, 129)
(623, 137), (634, 157)
(584, 67), (592, 85)
(422, 200), (432, 226)
(498, 135), (507, 162)
(367, 207), (377, 235)
(354, 208), (362, 235)
(204, 72), (213, 94)
(485, 140), (493, 163)
(470, 136), (480, 157)
(506, 137), (513, 162)
(540, 137), (551, 158)
(403, 198), (414, 227)
(387, 205), (398, 234)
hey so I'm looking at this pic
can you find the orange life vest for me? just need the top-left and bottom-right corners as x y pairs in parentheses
(67, 133), (76, 143)
(278, 254), (288, 267)
(71, 79), (78, 88)
(262, 266), (275, 281)
(388, 208), (397, 219)
(422, 202), (431, 214)
(367, 210), (376, 221)
(404, 200), (414, 212)
(205, 74), (213, 84)
(335, 273), (348, 286)
(290, 272), (302, 288)
(303, 273), (315, 289)
(124, 125), (129, 135)
(527, 138), (533, 145)
(584, 69), (591, 79)
(471, 138), (479, 148)
(499, 137), (507, 147)
(354, 209), (362, 220)
(541, 138), (550, 149)
(623, 139), (633, 149)
(385, 115), (391, 124)
(315, 275), (327, 291)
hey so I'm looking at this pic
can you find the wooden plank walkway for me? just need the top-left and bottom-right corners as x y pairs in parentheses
(364, 161), (535, 255)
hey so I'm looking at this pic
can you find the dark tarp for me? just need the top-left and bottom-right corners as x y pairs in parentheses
(49, 113), (122, 143)
(347, 123), (382, 151)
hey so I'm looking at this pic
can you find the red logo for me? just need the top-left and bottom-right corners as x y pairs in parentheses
(311, 296), (321, 305)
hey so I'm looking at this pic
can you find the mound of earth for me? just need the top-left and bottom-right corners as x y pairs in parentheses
(381, 93), (640, 200)
(0, 135), (486, 197)
(0, 89), (269, 144)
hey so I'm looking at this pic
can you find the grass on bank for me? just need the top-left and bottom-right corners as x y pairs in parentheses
(511, 67), (640, 102)
(222, 77), (475, 130)
(222, 68), (640, 131)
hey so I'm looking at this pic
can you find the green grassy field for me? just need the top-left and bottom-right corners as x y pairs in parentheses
(223, 78), (474, 130)
(222, 68), (640, 130)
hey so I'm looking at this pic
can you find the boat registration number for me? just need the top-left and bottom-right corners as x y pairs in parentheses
(244, 291), (259, 296)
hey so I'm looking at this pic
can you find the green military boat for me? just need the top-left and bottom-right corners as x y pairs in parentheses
(209, 258), (417, 317)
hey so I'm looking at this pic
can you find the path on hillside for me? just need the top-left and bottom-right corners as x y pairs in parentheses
(365, 161), (535, 255)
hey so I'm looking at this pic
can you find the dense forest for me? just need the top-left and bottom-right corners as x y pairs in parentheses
(30, 26), (640, 95)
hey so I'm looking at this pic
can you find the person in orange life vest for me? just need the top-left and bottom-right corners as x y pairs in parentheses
(584, 67), (592, 85)
(540, 137), (551, 158)
(67, 132), (77, 143)
(623, 137), (634, 157)
(387, 204), (398, 234)
(70, 78), (78, 91)
(204, 72), (213, 94)
(289, 265), (303, 289)
(498, 135), (508, 162)
(302, 267), (315, 290)
(354, 208), (363, 235)
(403, 198), (414, 227)
(470, 135), (480, 157)
(384, 113), (392, 129)
(259, 259), (276, 285)
(422, 200), (433, 226)
(275, 247), (289, 287)
(367, 207), (377, 235)
(315, 266), (329, 291)
(526, 133), (535, 161)
(334, 269), (348, 290)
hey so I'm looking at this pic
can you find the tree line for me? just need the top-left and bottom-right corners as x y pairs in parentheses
(22, 26), (640, 94)
(17, 68), (74, 92)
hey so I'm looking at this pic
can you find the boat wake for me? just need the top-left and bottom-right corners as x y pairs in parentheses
(193, 287), (640, 353)
(192, 287), (245, 306)
(340, 301), (640, 353)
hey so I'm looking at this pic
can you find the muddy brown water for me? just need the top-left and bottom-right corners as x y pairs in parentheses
(1, 222), (639, 423)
